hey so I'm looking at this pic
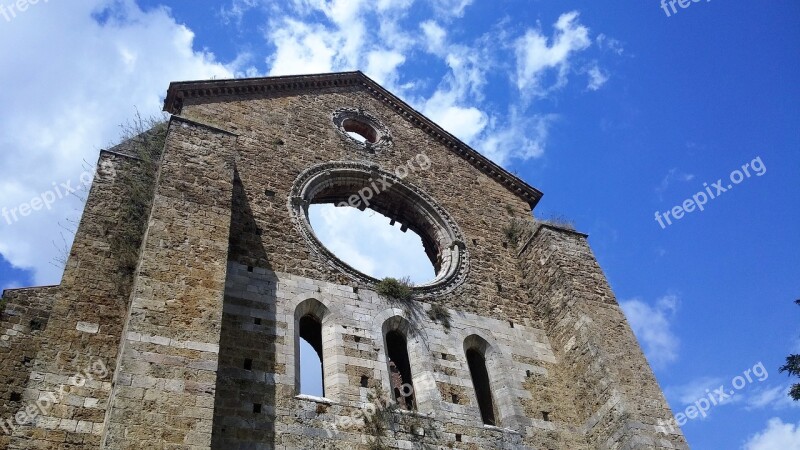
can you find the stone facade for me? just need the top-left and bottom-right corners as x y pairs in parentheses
(0, 71), (688, 449)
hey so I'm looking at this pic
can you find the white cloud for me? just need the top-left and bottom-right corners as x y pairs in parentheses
(743, 418), (800, 450)
(431, 0), (474, 17)
(586, 63), (609, 91)
(365, 50), (406, 87)
(220, 0), (261, 25)
(666, 376), (727, 406)
(0, 1), (236, 285)
(664, 376), (744, 417)
(514, 11), (592, 97)
(264, 0), (413, 92)
(422, 90), (488, 145)
(477, 111), (556, 166)
(746, 384), (800, 411)
(596, 33), (625, 56)
(620, 294), (680, 368)
(267, 19), (340, 75)
(420, 20), (447, 54)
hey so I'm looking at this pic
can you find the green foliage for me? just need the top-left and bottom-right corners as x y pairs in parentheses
(108, 113), (167, 290)
(375, 277), (414, 302)
(537, 214), (576, 231)
(427, 304), (451, 329)
(790, 384), (800, 401)
(502, 218), (529, 246)
(781, 300), (800, 401)
(780, 355), (800, 401)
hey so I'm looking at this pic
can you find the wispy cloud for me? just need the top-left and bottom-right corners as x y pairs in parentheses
(745, 383), (800, 411)
(586, 63), (609, 91)
(655, 168), (696, 200)
(620, 294), (681, 368)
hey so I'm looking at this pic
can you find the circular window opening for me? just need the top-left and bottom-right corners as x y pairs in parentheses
(290, 162), (469, 295)
(343, 119), (378, 144)
(308, 204), (436, 284)
(332, 108), (392, 152)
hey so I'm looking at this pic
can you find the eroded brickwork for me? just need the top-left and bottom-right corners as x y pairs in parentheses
(0, 72), (687, 449)
(518, 224), (687, 448)
(0, 286), (56, 447)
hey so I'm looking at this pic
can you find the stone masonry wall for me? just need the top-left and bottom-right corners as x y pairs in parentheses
(518, 224), (688, 449)
(102, 117), (237, 449)
(0, 286), (57, 447)
(179, 85), (537, 322)
(212, 262), (560, 449)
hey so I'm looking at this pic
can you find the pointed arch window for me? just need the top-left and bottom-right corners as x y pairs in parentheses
(385, 330), (416, 410)
(464, 335), (498, 426)
(294, 299), (330, 398)
(298, 314), (324, 396)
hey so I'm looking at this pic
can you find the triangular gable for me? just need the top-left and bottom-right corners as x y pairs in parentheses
(163, 71), (543, 208)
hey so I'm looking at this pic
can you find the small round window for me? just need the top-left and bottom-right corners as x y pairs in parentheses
(333, 108), (392, 152)
(343, 118), (378, 143)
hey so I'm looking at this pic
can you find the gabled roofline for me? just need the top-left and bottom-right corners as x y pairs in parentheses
(163, 71), (543, 209)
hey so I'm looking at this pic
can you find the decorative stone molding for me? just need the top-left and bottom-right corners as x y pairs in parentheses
(288, 161), (470, 298)
(332, 107), (393, 153)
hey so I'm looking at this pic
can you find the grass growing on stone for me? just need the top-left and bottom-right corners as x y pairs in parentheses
(503, 218), (529, 246)
(537, 214), (576, 231)
(427, 304), (451, 329)
(375, 277), (414, 302)
(108, 114), (167, 290)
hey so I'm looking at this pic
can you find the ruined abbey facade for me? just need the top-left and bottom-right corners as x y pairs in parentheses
(0, 72), (688, 449)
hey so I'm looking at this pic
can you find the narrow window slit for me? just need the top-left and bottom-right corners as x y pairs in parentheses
(467, 348), (496, 426)
(386, 330), (416, 410)
(299, 314), (325, 397)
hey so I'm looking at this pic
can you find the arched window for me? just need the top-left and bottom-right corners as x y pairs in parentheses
(464, 336), (498, 426)
(298, 314), (324, 396)
(294, 298), (330, 398)
(385, 330), (415, 410)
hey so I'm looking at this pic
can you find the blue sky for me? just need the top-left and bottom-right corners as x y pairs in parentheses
(0, 1), (798, 448)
